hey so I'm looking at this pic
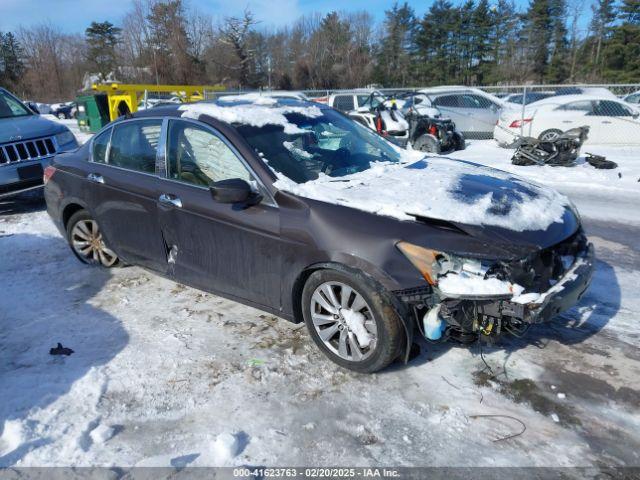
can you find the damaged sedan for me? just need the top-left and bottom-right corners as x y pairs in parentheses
(44, 96), (594, 373)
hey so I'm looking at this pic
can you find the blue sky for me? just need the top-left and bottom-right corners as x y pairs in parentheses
(1, 0), (531, 33)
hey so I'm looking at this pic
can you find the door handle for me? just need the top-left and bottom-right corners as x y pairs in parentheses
(87, 173), (104, 184)
(159, 194), (182, 208)
(602, 120), (612, 124)
(561, 120), (573, 123)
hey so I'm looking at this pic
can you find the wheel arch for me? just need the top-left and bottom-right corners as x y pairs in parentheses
(291, 261), (415, 363)
(62, 201), (88, 229)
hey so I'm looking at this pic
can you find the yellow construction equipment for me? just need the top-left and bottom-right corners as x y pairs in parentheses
(91, 83), (226, 121)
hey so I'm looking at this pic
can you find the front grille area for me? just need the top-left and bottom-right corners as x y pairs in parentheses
(486, 229), (588, 293)
(0, 137), (57, 166)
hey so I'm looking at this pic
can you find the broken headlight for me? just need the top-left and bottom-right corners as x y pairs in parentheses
(396, 241), (490, 285)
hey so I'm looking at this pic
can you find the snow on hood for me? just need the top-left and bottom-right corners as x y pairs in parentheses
(179, 101), (323, 135)
(275, 157), (570, 232)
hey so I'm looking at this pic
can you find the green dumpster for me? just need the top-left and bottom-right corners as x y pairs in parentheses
(75, 94), (110, 133)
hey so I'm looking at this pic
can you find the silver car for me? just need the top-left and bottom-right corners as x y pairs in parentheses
(418, 88), (508, 140)
(0, 88), (78, 199)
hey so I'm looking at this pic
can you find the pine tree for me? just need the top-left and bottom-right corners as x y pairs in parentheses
(376, 2), (416, 86)
(526, 0), (554, 82)
(0, 32), (25, 90)
(415, 0), (458, 84)
(471, 0), (493, 84)
(587, 0), (617, 78)
(601, 0), (640, 80)
(85, 21), (121, 82)
(546, 0), (570, 82)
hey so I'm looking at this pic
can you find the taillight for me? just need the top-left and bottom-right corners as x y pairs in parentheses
(44, 165), (56, 185)
(509, 118), (533, 128)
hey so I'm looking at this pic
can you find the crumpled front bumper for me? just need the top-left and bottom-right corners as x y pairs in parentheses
(472, 243), (595, 324)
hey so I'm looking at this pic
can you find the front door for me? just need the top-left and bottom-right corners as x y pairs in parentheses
(432, 94), (475, 135)
(84, 119), (168, 272)
(156, 119), (282, 309)
(590, 100), (640, 144)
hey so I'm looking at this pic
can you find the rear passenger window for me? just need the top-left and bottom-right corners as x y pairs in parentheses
(559, 101), (593, 113)
(333, 95), (355, 112)
(593, 100), (634, 117)
(92, 128), (111, 164)
(432, 95), (459, 108)
(108, 120), (162, 173)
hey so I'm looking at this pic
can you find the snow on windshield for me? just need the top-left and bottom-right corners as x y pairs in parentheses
(274, 156), (569, 232)
(179, 102), (323, 135)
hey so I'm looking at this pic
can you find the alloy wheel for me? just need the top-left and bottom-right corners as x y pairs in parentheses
(540, 131), (560, 141)
(70, 219), (118, 267)
(310, 281), (378, 362)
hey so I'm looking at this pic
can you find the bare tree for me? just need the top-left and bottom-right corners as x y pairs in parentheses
(219, 9), (258, 87)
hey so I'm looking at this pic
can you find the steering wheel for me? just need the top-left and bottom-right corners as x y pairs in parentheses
(320, 148), (353, 175)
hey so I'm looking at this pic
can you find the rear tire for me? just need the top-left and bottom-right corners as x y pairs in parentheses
(302, 269), (404, 373)
(412, 134), (441, 154)
(66, 210), (120, 268)
(538, 129), (562, 142)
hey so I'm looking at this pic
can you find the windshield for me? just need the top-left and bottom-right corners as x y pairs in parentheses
(235, 108), (402, 184)
(0, 90), (32, 119)
(358, 93), (384, 109)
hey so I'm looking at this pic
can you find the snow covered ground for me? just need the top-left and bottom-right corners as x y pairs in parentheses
(451, 140), (640, 227)
(0, 124), (639, 469)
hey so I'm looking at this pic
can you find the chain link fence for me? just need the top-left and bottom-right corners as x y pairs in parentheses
(145, 84), (640, 146)
(297, 84), (640, 146)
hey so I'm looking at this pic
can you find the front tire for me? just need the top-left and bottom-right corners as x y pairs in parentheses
(66, 210), (120, 267)
(302, 269), (404, 373)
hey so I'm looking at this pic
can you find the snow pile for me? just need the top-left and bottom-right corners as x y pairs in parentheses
(341, 309), (372, 347)
(275, 157), (569, 232)
(218, 93), (277, 105)
(211, 432), (241, 465)
(89, 424), (115, 445)
(0, 420), (25, 457)
(179, 102), (323, 135)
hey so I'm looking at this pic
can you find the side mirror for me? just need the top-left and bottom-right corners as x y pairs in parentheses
(209, 178), (261, 206)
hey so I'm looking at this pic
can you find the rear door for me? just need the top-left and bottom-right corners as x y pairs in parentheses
(431, 94), (471, 133)
(84, 118), (168, 272)
(155, 118), (282, 308)
(550, 100), (596, 138)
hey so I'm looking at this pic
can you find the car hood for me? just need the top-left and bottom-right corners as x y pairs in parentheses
(274, 156), (575, 239)
(0, 114), (67, 143)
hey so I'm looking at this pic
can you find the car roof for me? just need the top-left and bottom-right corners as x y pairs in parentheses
(526, 94), (624, 107)
(132, 97), (327, 121)
(331, 89), (380, 95)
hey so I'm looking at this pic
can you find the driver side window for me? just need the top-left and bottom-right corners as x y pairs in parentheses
(167, 120), (252, 187)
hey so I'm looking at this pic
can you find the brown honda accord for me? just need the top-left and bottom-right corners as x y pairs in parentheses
(44, 96), (594, 372)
